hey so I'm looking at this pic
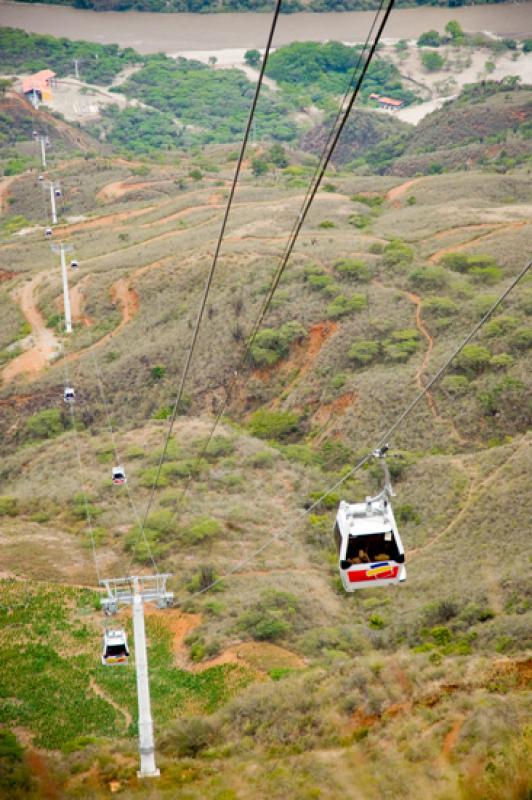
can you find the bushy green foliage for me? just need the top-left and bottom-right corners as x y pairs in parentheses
(441, 375), (470, 395)
(0, 496), (18, 517)
(118, 56), (297, 145)
(25, 409), (64, 440)
(326, 293), (366, 319)
(423, 297), (459, 317)
(266, 41), (418, 109)
(237, 589), (299, 641)
(455, 344), (492, 374)
(508, 327), (532, 351)
(483, 316), (519, 338)
(249, 321), (306, 367)
(244, 49), (261, 68)
(186, 515), (222, 544)
(0, 730), (32, 797)
(95, 105), (182, 154)
(417, 30), (442, 48)
(0, 27), (139, 85)
(379, 328), (420, 362)
(421, 51), (445, 72)
(248, 409), (301, 441)
(382, 239), (414, 267)
(348, 339), (379, 366)
(408, 266), (448, 291)
(441, 253), (502, 285)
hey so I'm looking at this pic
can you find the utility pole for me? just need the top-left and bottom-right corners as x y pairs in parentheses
(49, 182), (57, 224)
(100, 574), (173, 778)
(74, 58), (80, 80)
(37, 136), (47, 168)
(52, 243), (73, 333)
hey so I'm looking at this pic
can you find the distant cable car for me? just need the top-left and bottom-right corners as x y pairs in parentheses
(334, 446), (406, 592)
(54, 188), (62, 198)
(38, 175), (44, 182)
(44, 227), (53, 238)
(112, 465), (127, 485)
(32, 130), (38, 137)
(70, 259), (79, 270)
(102, 628), (129, 666)
(63, 386), (75, 404)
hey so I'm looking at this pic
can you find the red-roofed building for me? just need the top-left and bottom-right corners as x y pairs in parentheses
(22, 70), (57, 103)
(377, 96), (404, 110)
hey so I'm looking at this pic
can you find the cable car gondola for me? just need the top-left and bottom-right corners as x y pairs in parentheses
(334, 446), (406, 592)
(63, 387), (75, 404)
(54, 188), (62, 198)
(112, 465), (127, 485)
(44, 227), (53, 238)
(102, 628), (129, 666)
(70, 259), (79, 270)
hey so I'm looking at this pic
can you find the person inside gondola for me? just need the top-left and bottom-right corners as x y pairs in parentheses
(348, 549), (370, 564)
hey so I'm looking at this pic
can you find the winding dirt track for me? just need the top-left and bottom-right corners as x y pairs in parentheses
(429, 220), (528, 263)
(385, 177), (425, 207)
(2, 273), (60, 384)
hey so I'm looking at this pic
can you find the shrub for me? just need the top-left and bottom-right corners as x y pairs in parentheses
(383, 329), (419, 362)
(490, 353), (514, 370)
(408, 266), (448, 291)
(382, 239), (414, 267)
(455, 344), (492, 374)
(150, 364), (166, 381)
(417, 30), (442, 47)
(189, 168), (203, 180)
(249, 321), (306, 367)
(26, 409), (64, 440)
(483, 316), (519, 338)
(421, 51), (445, 72)
(268, 143), (288, 168)
(423, 297), (458, 317)
(333, 259), (371, 281)
(248, 409), (301, 440)
(237, 589), (299, 641)
(186, 516), (222, 544)
(326, 293), (366, 319)
(396, 504), (421, 524)
(470, 265), (502, 284)
(244, 49), (261, 67)
(319, 220), (335, 228)
(160, 718), (216, 757)
(0, 496), (18, 517)
(251, 158), (268, 177)
(348, 339), (379, 366)
(509, 327), (532, 351)
(441, 375), (470, 395)
(478, 377), (526, 416)
(330, 372), (347, 389)
(0, 730), (32, 794)
(349, 214), (370, 229)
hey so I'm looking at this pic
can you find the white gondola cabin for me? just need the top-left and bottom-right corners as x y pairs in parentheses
(334, 448), (406, 591)
(112, 465), (127, 485)
(44, 227), (53, 238)
(38, 175), (44, 182)
(70, 259), (79, 270)
(54, 188), (62, 198)
(63, 386), (75, 403)
(102, 628), (129, 666)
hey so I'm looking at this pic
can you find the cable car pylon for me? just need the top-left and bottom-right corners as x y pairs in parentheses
(100, 574), (173, 778)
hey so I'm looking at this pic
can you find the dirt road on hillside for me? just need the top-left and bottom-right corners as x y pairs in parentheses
(2, 273), (59, 384)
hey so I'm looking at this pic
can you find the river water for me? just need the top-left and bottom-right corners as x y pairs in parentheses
(0, 0), (531, 54)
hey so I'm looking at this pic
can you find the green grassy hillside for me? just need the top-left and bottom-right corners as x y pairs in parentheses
(0, 76), (530, 799)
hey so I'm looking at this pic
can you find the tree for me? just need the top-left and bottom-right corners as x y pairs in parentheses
(251, 157), (268, 177)
(417, 30), (441, 48)
(268, 143), (288, 168)
(244, 49), (261, 68)
(421, 51), (445, 72)
(523, 39), (532, 53)
(445, 20), (464, 41)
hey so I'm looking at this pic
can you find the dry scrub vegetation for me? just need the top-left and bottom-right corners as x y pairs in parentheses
(0, 105), (530, 799)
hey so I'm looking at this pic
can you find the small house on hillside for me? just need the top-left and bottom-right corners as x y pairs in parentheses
(22, 70), (57, 105)
(377, 96), (404, 111)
